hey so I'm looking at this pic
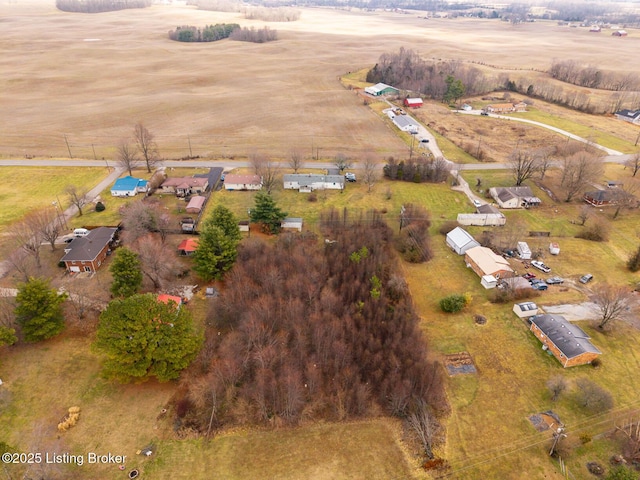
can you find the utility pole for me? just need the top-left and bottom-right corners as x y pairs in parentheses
(64, 134), (73, 158)
(549, 426), (567, 456)
(92, 143), (97, 161)
(188, 136), (193, 157)
(635, 128), (640, 147)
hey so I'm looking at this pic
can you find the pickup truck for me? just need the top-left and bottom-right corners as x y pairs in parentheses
(531, 260), (551, 273)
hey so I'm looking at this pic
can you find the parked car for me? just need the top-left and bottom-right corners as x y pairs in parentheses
(480, 111), (489, 116)
(345, 173), (356, 182)
(503, 250), (515, 258)
(531, 260), (551, 273)
(472, 199), (482, 207)
(420, 138), (429, 143)
(546, 277), (564, 285)
(523, 272), (536, 280)
(530, 280), (548, 290)
(579, 274), (594, 284)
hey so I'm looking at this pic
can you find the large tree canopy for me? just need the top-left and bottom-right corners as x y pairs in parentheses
(249, 192), (287, 234)
(94, 294), (202, 382)
(15, 277), (67, 342)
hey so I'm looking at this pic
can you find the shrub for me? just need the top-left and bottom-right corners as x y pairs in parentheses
(575, 220), (609, 242)
(575, 378), (613, 414)
(307, 193), (318, 202)
(627, 245), (640, 272)
(439, 221), (459, 236)
(439, 294), (468, 313)
(95, 201), (105, 212)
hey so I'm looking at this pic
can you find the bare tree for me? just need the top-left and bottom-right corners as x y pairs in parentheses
(625, 152), (640, 177)
(116, 140), (141, 176)
(575, 378), (614, 413)
(405, 399), (442, 459)
(288, 149), (303, 174)
(5, 249), (34, 281)
(121, 199), (168, 243)
(362, 154), (379, 193)
(612, 180), (640, 219)
(509, 148), (539, 186)
(577, 205), (592, 226)
(11, 213), (45, 268)
(560, 151), (604, 202)
(133, 234), (180, 290)
(536, 146), (555, 180)
(547, 375), (568, 402)
(250, 152), (281, 194)
(592, 284), (636, 329)
(66, 185), (89, 216)
(134, 122), (159, 173)
(23, 208), (63, 252)
(334, 153), (352, 173)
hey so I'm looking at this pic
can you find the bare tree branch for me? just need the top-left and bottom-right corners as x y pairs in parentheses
(116, 140), (141, 176)
(134, 122), (159, 173)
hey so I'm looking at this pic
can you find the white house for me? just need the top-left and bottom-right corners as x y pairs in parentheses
(457, 205), (506, 226)
(224, 174), (263, 191)
(489, 186), (541, 209)
(110, 176), (148, 197)
(513, 302), (539, 318)
(446, 227), (480, 255)
(283, 174), (345, 192)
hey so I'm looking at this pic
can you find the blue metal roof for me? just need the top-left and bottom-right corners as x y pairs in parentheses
(112, 176), (147, 191)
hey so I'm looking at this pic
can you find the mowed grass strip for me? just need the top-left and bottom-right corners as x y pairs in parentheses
(143, 419), (417, 480)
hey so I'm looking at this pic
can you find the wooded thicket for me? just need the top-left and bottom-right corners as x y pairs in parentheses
(177, 210), (447, 438)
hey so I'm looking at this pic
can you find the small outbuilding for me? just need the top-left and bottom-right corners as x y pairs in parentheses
(177, 238), (198, 256)
(446, 227), (480, 255)
(513, 302), (539, 318)
(281, 217), (303, 232)
(185, 195), (206, 213)
(481, 275), (498, 289)
(549, 242), (560, 255)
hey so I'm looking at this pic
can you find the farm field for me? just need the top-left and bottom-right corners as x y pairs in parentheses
(2, 1), (640, 161)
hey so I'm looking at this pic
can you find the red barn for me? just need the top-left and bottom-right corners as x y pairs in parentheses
(403, 97), (423, 108)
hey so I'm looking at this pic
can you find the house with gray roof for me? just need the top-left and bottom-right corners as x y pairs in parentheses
(283, 174), (344, 192)
(489, 186), (541, 209)
(392, 114), (419, 133)
(529, 314), (601, 367)
(614, 109), (640, 124)
(457, 204), (506, 226)
(60, 227), (117, 274)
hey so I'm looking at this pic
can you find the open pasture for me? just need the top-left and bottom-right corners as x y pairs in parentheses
(1, 2), (639, 160)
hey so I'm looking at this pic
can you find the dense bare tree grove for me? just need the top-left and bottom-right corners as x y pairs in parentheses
(383, 156), (451, 183)
(177, 210), (447, 440)
(56, 0), (150, 13)
(549, 60), (640, 92)
(229, 27), (278, 43)
(367, 48), (494, 101)
(168, 24), (239, 42)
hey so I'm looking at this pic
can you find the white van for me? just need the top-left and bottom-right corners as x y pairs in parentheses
(73, 228), (90, 237)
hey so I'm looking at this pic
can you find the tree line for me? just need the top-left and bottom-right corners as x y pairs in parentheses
(168, 24), (240, 43)
(176, 210), (448, 457)
(549, 60), (640, 92)
(56, 0), (150, 13)
(383, 156), (451, 184)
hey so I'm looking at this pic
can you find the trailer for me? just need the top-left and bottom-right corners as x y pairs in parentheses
(517, 241), (532, 260)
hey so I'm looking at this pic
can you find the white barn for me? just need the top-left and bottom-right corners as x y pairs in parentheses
(446, 227), (480, 255)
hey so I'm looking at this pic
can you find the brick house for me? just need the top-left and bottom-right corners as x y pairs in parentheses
(60, 227), (117, 273)
(529, 314), (601, 367)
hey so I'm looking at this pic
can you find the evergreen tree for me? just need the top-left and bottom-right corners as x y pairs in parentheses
(250, 192), (287, 234)
(110, 247), (143, 298)
(94, 293), (202, 382)
(15, 277), (67, 342)
(193, 205), (241, 281)
(443, 75), (466, 105)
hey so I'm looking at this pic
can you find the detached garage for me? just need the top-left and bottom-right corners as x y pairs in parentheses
(446, 227), (480, 255)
